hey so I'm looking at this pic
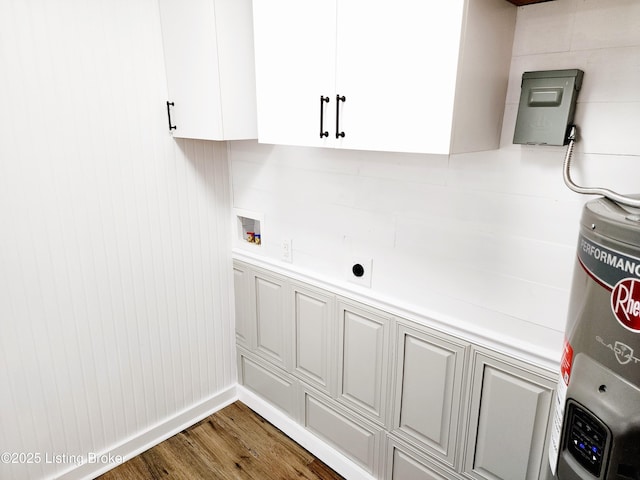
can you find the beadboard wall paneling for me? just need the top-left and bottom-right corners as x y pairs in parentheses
(0, 2), (235, 479)
(230, 0), (640, 348)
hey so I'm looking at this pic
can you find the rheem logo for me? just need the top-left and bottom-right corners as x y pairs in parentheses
(611, 278), (640, 332)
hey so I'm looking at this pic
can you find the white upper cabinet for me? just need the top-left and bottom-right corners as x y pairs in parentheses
(158, 0), (257, 140)
(252, 0), (336, 148)
(252, 0), (516, 154)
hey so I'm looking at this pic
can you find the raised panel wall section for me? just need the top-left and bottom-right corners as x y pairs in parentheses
(232, 260), (557, 480)
(233, 264), (250, 346)
(463, 349), (555, 480)
(337, 300), (391, 425)
(386, 437), (466, 480)
(392, 323), (468, 467)
(302, 387), (383, 476)
(291, 282), (336, 395)
(251, 270), (290, 370)
(237, 348), (298, 418)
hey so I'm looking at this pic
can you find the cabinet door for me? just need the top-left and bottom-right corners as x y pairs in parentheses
(337, 300), (391, 425)
(463, 349), (554, 480)
(291, 283), (336, 395)
(250, 270), (290, 370)
(392, 324), (467, 467)
(158, 0), (256, 140)
(252, 0), (336, 148)
(333, 0), (464, 154)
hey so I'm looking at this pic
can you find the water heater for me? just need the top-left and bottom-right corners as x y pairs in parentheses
(511, 67), (640, 479)
(551, 198), (640, 479)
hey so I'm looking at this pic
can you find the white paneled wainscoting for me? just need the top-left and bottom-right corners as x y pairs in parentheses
(233, 259), (558, 480)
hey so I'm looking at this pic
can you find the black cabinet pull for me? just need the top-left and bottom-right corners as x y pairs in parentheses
(336, 95), (346, 138)
(319, 95), (330, 138)
(166, 101), (177, 131)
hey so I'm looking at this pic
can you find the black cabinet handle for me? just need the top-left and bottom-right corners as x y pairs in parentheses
(336, 95), (346, 138)
(166, 101), (177, 131)
(319, 95), (330, 138)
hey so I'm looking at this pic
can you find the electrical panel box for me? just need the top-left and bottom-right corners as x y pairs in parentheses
(513, 69), (584, 146)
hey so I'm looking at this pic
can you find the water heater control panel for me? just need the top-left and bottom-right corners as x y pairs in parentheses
(565, 401), (609, 477)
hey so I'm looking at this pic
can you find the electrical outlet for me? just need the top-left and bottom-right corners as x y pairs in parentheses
(281, 238), (292, 263)
(347, 257), (372, 287)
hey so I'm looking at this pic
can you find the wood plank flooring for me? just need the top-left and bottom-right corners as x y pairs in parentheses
(97, 401), (344, 480)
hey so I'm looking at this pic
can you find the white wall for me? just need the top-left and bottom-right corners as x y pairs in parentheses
(230, 0), (640, 354)
(0, 2), (235, 479)
(2, 1), (639, 478)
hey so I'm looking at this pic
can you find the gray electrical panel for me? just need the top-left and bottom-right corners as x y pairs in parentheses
(513, 69), (584, 146)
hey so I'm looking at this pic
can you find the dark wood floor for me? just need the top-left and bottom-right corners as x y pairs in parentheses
(97, 401), (344, 480)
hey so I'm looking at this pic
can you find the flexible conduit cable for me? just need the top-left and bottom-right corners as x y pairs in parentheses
(563, 125), (640, 208)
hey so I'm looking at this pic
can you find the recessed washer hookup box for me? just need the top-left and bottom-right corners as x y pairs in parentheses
(513, 69), (584, 146)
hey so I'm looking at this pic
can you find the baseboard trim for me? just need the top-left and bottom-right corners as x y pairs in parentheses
(54, 385), (376, 480)
(54, 386), (238, 480)
(237, 385), (376, 480)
